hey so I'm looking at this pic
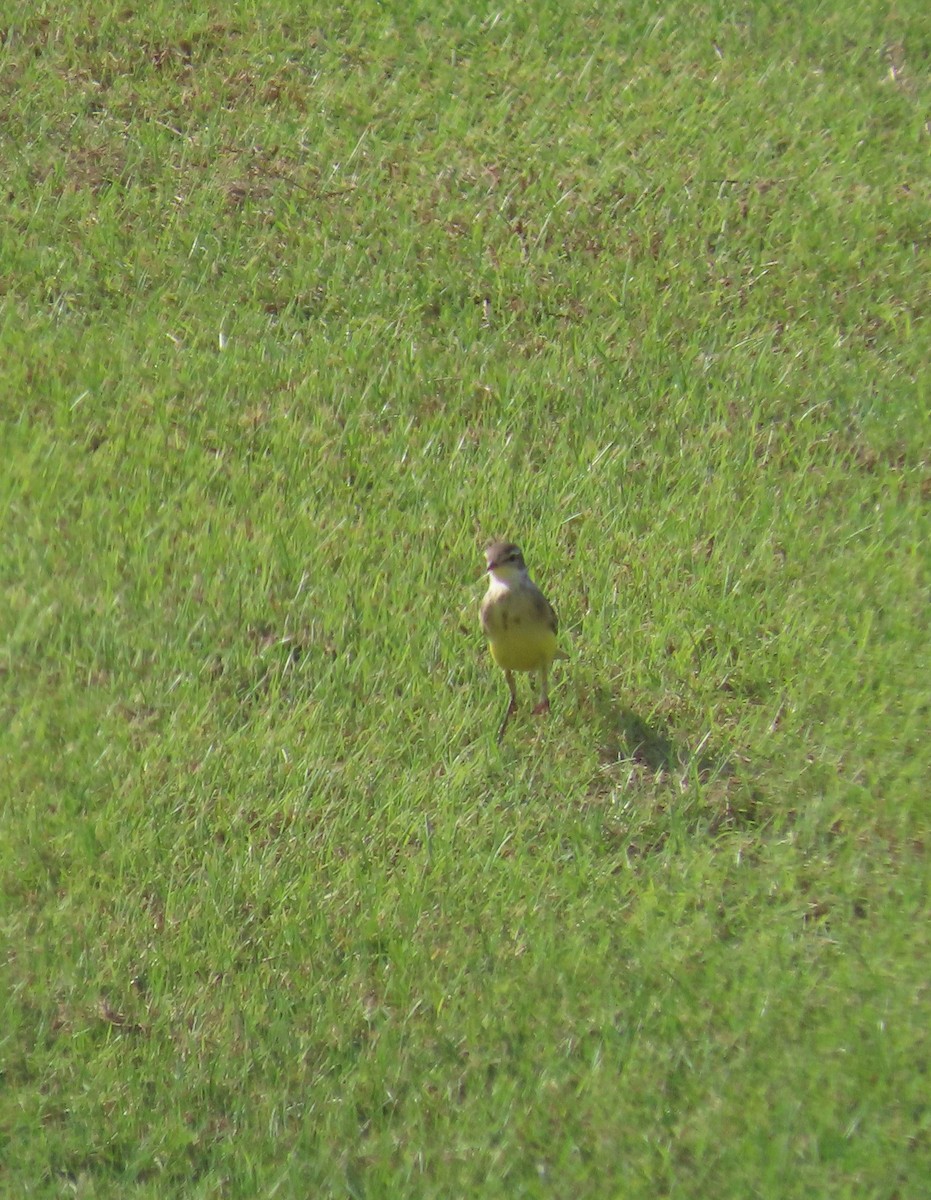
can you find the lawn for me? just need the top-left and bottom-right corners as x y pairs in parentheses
(1, 2), (929, 1196)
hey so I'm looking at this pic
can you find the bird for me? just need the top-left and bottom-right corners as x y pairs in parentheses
(480, 540), (566, 741)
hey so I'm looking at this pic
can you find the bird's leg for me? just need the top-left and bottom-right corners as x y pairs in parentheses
(497, 670), (518, 742)
(532, 668), (550, 716)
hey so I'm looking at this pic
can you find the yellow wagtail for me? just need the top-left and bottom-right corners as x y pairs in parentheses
(480, 540), (567, 740)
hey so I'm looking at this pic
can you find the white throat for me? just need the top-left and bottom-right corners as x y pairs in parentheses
(487, 564), (529, 589)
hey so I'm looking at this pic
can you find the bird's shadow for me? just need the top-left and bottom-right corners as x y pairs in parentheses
(585, 684), (771, 841)
(590, 687), (729, 784)
(593, 693), (680, 774)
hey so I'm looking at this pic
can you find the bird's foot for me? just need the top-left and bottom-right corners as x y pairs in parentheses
(497, 701), (518, 743)
(532, 699), (551, 716)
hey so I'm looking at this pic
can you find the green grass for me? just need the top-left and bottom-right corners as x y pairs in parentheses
(2, 2), (929, 1196)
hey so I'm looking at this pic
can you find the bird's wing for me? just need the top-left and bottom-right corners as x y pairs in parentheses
(532, 589), (559, 635)
(479, 592), (496, 636)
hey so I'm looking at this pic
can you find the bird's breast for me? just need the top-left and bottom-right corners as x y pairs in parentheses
(481, 583), (558, 671)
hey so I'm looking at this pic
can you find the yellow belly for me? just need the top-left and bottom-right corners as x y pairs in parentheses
(489, 627), (557, 673)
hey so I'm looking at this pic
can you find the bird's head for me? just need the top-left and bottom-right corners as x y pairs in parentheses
(484, 540), (527, 582)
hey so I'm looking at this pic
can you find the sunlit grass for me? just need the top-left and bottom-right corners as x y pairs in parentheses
(2, 2), (929, 1196)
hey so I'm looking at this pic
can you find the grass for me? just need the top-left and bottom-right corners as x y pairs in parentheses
(1, 1), (929, 1195)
